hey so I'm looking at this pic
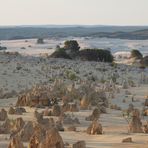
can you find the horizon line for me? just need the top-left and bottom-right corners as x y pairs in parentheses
(0, 24), (148, 28)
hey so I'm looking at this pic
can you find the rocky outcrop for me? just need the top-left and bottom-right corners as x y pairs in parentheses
(87, 121), (102, 135)
(8, 136), (24, 148)
(143, 122), (148, 133)
(52, 105), (61, 116)
(8, 107), (26, 115)
(80, 96), (90, 110)
(62, 103), (79, 112)
(16, 85), (51, 107)
(39, 128), (64, 148)
(17, 121), (34, 142)
(8, 107), (16, 115)
(29, 123), (46, 148)
(0, 108), (8, 121)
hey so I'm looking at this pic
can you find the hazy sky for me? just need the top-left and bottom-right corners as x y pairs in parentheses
(0, 0), (148, 26)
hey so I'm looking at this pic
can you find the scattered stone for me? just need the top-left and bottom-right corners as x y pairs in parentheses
(8, 107), (16, 115)
(143, 122), (148, 133)
(125, 90), (132, 95)
(122, 137), (132, 143)
(85, 108), (100, 121)
(110, 104), (121, 110)
(52, 105), (61, 116)
(63, 115), (80, 125)
(67, 126), (76, 131)
(72, 141), (86, 148)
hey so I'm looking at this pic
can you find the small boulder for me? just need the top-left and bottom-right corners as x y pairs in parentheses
(8, 107), (16, 115)
(0, 108), (8, 121)
(52, 105), (61, 116)
(72, 141), (86, 148)
(122, 137), (132, 143)
(145, 99), (148, 106)
(67, 126), (76, 132)
(85, 108), (100, 121)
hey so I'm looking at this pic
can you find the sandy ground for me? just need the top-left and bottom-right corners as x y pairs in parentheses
(0, 52), (148, 147)
(0, 38), (148, 57)
(0, 85), (148, 148)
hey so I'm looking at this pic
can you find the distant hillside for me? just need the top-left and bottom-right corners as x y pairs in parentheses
(90, 29), (148, 40)
(0, 25), (148, 40)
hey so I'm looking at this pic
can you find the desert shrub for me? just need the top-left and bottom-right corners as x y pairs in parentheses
(50, 50), (71, 59)
(131, 49), (143, 59)
(78, 49), (113, 62)
(65, 70), (78, 80)
(37, 38), (44, 44)
(64, 40), (80, 53)
(0, 46), (7, 50)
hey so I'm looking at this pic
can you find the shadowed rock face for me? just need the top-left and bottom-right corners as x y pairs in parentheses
(129, 109), (143, 133)
(144, 99), (148, 106)
(0, 109), (8, 121)
(8, 136), (24, 148)
(52, 105), (61, 116)
(85, 108), (100, 121)
(39, 128), (64, 148)
(16, 121), (34, 142)
(72, 141), (86, 148)
(140, 56), (148, 67)
(29, 124), (46, 148)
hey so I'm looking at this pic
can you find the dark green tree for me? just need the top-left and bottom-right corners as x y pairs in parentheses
(64, 40), (80, 53)
(78, 49), (113, 62)
(37, 38), (44, 44)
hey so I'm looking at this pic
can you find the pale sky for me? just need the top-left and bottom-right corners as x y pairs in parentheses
(0, 0), (148, 26)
